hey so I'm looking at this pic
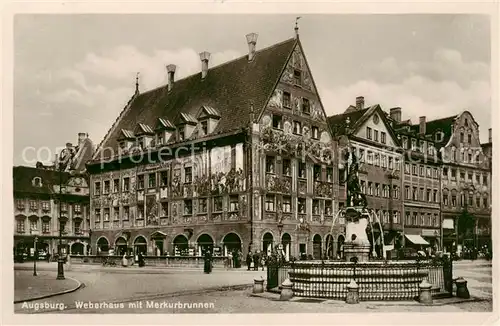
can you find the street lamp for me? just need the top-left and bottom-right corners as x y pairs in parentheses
(56, 166), (65, 280)
(31, 229), (39, 276)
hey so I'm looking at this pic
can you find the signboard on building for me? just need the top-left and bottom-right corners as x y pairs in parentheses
(421, 229), (439, 237)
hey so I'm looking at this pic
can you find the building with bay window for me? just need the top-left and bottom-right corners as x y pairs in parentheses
(87, 30), (341, 260)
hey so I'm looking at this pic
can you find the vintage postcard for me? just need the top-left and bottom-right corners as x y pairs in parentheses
(2, 1), (498, 325)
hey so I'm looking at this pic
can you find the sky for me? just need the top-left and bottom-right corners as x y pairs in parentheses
(13, 14), (491, 166)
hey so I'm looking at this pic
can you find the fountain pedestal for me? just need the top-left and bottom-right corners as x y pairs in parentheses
(343, 243), (371, 262)
(343, 207), (371, 262)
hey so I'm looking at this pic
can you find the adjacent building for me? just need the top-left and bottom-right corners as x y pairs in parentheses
(87, 30), (341, 260)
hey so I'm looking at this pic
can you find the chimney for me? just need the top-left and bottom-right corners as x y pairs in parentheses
(390, 107), (402, 123)
(166, 64), (176, 91)
(199, 51), (210, 79)
(78, 133), (86, 146)
(489, 128), (492, 143)
(419, 116), (426, 135)
(355, 96), (364, 110)
(246, 33), (258, 61)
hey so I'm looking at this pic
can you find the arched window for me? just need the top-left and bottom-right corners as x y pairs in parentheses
(32, 177), (42, 187)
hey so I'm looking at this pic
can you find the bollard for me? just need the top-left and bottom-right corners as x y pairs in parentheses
(455, 277), (470, 299)
(346, 279), (359, 304)
(280, 279), (293, 301)
(253, 277), (264, 294)
(418, 279), (433, 305)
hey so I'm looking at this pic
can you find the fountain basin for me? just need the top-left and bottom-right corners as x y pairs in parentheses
(287, 260), (449, 301)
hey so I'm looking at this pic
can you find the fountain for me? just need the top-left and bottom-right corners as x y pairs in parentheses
(282, 145), (451, 301)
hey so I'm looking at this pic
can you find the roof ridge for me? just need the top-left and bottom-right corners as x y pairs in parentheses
(133, 37), (298, 98)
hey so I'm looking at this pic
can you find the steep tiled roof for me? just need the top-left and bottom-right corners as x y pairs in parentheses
(327, 108), (369, 136)
(96, 37), (298, 161)
(411, 115), (457, 147)
(13, 166), (69, 196)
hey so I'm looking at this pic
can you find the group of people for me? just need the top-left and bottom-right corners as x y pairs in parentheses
(225, 250), (242, 268)
(246, 250), (267, 271)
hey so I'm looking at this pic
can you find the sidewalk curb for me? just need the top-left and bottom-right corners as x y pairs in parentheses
(14, 276), (83, 304)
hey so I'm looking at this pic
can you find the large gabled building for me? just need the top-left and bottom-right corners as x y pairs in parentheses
(87, 30), (341, 260)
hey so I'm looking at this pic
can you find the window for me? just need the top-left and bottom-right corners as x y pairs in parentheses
(366, 151), (373, 165)
(383, 185), (390, 198)
(383, 211), (389, 224)
(393, 211), (400, 224)
(283, 159), (291, 176)
(476, 196), (481, 208)
(460, 132), (464, 143)
(359, 149), (365, 162)
(198, 199), (207, 213)
(74, 220), (82, 234)
(419, 140), (425, 153)
(15, 199), (24, 210)
(103, 208), (110, 221)
(388, 157), (394, 170)
(413, 212), (419, 226)
(313, 165), (321, 181)
(272, 114), (283, 129)
(366, 127), (372, 140)
(213, 197), (223, 212)
(95, 209), (101, 222)
(381, 132), (386, 144)
(460, 171), (465, 181)
(294, 69), (302, 85)
(381, 155), (387, 168)
(375, 183), (380, 197)
(298, 198), (306, 214)
(443, 167), (448, 178)
(483, 175), (488, 185)
(298, 162), (306, 179)
(412, 164), (418, 175)
(230, 196), (239, 211)
(412, 187), (417, 201)
(451, 169), (456, 180)
(312, 126), (319, 139)
(265, 195), (275, 211)
(201, 120), (208, 135)
(178, 125), (185, 141)
(451, 194), (457, 207)
(468, 172), (473, 182)
(405, 212), (411, 225)
(374, 130), (378, 142)
(42, 220), (50, 233)
(283, 92), (291, 108)
(302, 98), (310, 114)
(159, 172), (169, 187)
(147, 174), (156, 188)
(419, 165), (425, 177)
(393, 186), (399, 199)
(326, 167), (333, 182)
(104, 180), (110, 194)
(426, 189), (431, 202)
(433, 190), (438, 203)
(113, 207), (119, 220)
(434, 214), (439, 227)
(426, 167), (431, 178)
(30, 219), (37, 231)
(138, 175), (145, 189)
(293, 121), (302, 135)
(312, 199), (320, 215)
(476, 174), (481, 184)
(402, 137), (408, 149)
(428, 144), (435, 156)
(468, 153), (472, 163)
(95, 182), (101, 196)
(113, 179), (119, 193)
(325, 200), (332, 215)
(17, 219), (25, 233)
(266, 156), (275, 174)
(433, 168), (438, 178)
(420, 188), (425, 201)
(374, 153), (380, 166)
(404, 163), (410, 174)
(443, 194), (449, 206)
(411, 139), (417, 150)
(123, 177), (130, 192)
(42, 201), (50, 211)
(123, 206), (130, 220)
(29, 200), (37, 211)
(74, 204), (81, 213)
(184, 200), (193, 215)
(484, 196), (489, 208)
(184, 166), (192, 184)
(405, 186), (410, 200)
(283, 196), (291, 213)
(368, 182), (373, 196)
(360, 180), (366, 194)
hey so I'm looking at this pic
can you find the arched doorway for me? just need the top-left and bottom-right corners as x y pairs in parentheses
(71, 243), (84, 255)
(313, 234), (322, 259)
(133, 236), (147, 256)
(173, 235), (189, 256)
(337, 235), (345, 259)
(97, 237), (109, 255)
(197, 234), (214, 255)
(281, 233), (291, 261)
(325, 234), (334, 259)
(115, 237), (128, 256)
(222, 232), (242, 256)
(262, 232), (274, 256)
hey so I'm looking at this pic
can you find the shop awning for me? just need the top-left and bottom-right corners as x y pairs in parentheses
(405, 234), (430, 246)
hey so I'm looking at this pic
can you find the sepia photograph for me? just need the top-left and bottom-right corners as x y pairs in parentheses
(5, 8), (497, 322)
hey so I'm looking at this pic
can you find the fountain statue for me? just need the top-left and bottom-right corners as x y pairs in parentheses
(342, 146), (371, 262)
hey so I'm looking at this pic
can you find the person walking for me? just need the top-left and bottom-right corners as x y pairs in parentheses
(204, 250), (213, 274)
(253, 250), (260, 271)
(246, 250), (253, 271)
(227, 251), (233, 269)
(261, 253), (266, 271)
(138, 251), (145, 267)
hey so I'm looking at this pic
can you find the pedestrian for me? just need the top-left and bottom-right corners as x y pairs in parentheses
(204, 250), (212, 274)
(46, 252), (51, 263)
(261, 253), (266, 271)
(246, 250), (252, 271)
(138, 251), (145, 267)
(227, 251), (233, 269)
(253, 250), (260, 271)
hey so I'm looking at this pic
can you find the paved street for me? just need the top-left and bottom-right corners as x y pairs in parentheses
(14, 260), (492, 314)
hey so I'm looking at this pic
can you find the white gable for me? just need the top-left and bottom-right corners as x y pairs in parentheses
(355, 112), (397, 147)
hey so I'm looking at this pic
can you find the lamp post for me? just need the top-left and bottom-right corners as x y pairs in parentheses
(56, 166), (65, 280)
(31, 229), (39, 276)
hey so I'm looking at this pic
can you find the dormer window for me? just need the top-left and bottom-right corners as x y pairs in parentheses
(32, 177), (42, 187)
(196, 106), (219, 136)
(133, 123), (154, 149)
(178, 125), (185, 141)
(155, 118), (175, 145)
(201, 120), (208, 135)
(435, 131), (444, 142)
